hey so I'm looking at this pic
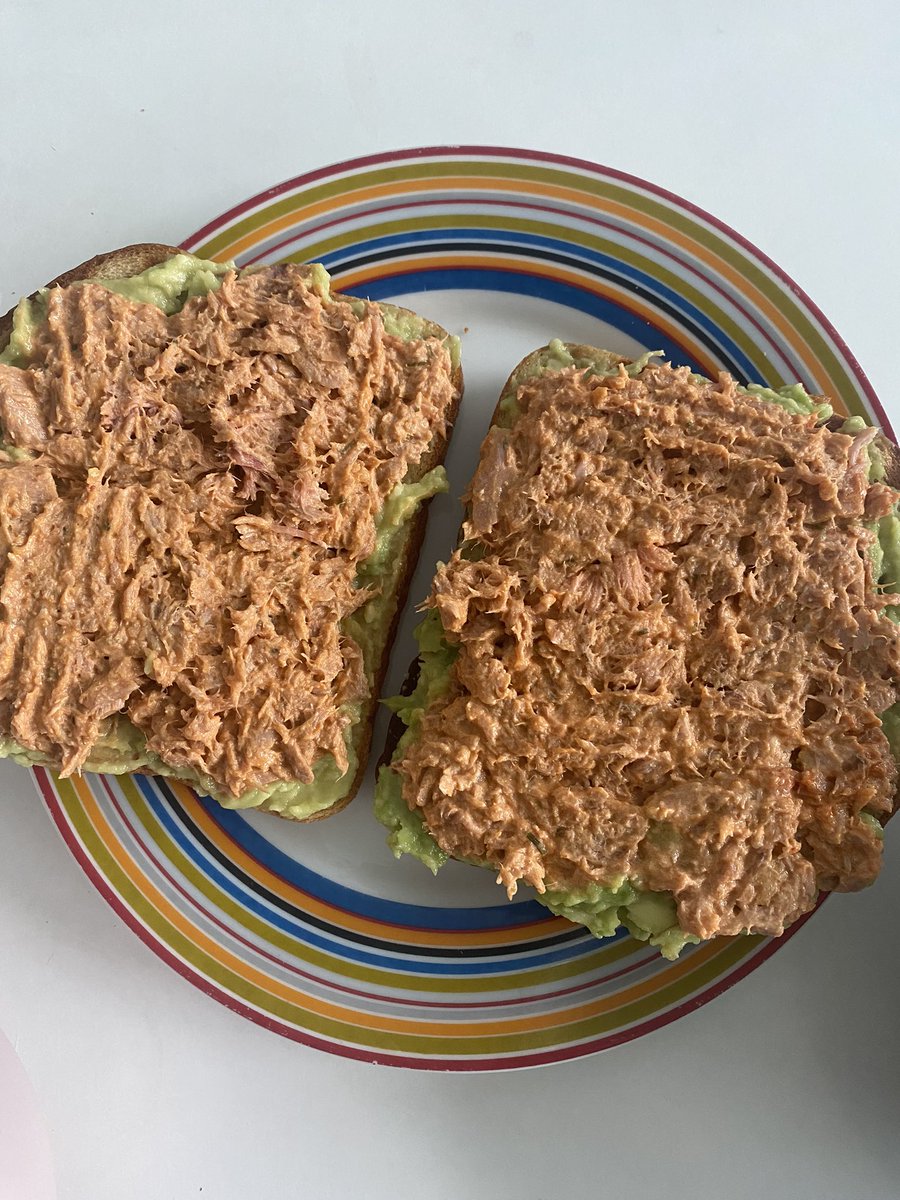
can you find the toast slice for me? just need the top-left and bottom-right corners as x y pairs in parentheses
(0, 245), (462, 821)
(376, 341), (900, 955)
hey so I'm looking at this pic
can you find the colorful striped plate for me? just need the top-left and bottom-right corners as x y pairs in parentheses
(36, 147), (890, 1070)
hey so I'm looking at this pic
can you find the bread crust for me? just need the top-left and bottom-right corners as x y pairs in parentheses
(0, 245), (462, 821)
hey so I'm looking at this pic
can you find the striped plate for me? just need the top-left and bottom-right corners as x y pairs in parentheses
(37, 147), (890, 1070)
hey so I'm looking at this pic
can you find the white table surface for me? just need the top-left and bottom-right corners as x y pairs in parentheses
(2, 3), (899, 1198)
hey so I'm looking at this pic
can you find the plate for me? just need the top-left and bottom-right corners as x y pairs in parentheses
(35, 146), (892, 1070)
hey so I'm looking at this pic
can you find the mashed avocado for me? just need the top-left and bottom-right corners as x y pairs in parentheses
(496, 341), (660, 426)
(88, 255), (231, 315)
(0, 297), (47, 369)
(743, 382), (833, 422)
(374, 609), (457, 873)
(0, 255), (451, 819)
(0, 254), (231, 368)
(375, 353), (899, 957)
(540, 882), (699, 958)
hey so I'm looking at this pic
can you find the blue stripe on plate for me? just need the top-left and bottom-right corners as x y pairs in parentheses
(316, 226), (758, 380)
(192, 792), (556, 931)
(136, 784), (613, 972)
(340, 267), (740, 380)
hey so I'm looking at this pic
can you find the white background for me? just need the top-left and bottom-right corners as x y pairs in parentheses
(1, 3), (899, 1198)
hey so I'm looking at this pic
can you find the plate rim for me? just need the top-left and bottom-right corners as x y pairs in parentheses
(35, 144), (888, 1069)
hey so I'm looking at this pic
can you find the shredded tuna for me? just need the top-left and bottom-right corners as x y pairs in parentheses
(0, 266), (456, 796)
(397, 362), (900, 940)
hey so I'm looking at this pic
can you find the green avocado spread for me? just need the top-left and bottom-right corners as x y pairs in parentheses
(375, 345), (898, 957)
(495, 340), (661, 426)
(0, 255), (451, 819)
(374, 609), (458, 873)
(0, 254), (231, 368)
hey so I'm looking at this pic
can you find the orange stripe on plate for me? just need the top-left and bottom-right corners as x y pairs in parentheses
(173, 783), (574, 950)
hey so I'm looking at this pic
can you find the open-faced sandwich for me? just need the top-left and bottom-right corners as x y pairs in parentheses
(377, 341), (899, 956)
(0, 245), (461, 820)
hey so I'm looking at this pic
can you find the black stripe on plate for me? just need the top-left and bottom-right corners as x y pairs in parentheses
(156, 778), (587, 961)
